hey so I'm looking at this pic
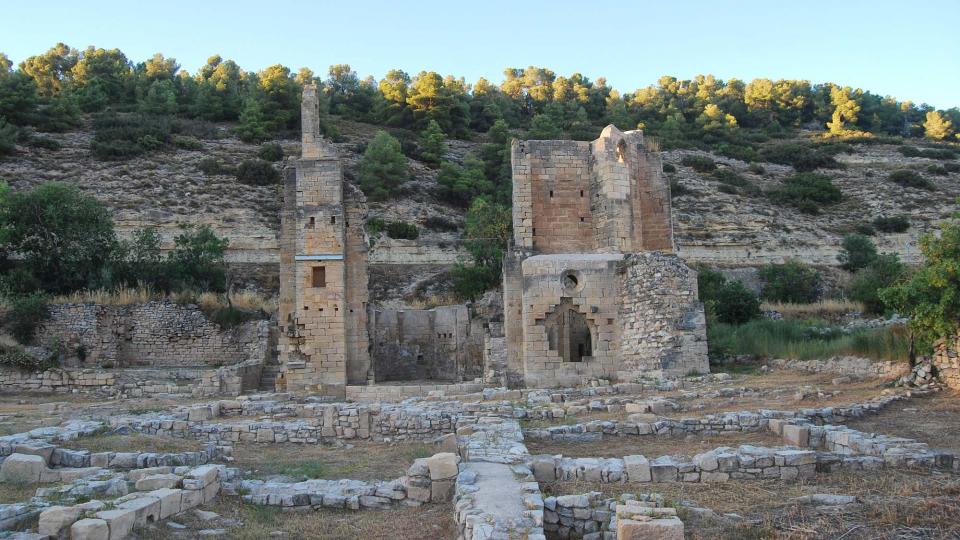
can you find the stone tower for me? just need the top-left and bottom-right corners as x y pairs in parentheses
(276, 85), (370, 397)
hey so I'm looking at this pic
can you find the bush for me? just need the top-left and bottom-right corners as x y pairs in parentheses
(205, 306), (254, 329)
(6, 292), (49, 344)
(718, 183), (737, 194)
(767, 173), (842, 214)
(944, 163), (960, 173)
(838, 234), (878, 272)
(235, 159), (280, 186)
(715, 143), (759, 163)
(899, 146), (956, 160)
(257, 143), (284, 162)
(715, 281), (762, 325)
(91, 113), (172, 160)
(927, 165), (949, 176)
(759, 260), (820, 303)
(669, 179), (691, 197)
(0, 117), (17, 156)
(366, 217), (386, 237)
(848, 253), (907, 314)
(451, 263), (499, 302)
(680, 155), (716, 173)
(873, 215), (910, 233)
(855, 223), (876, 236)
(888, 169), (934, 190)
(759, 143), (840, 172)
(385, 221), (418, 240)
(197, 157), (232, 176)
(747, 162), (765, 175)
(27, 136), (62, 151)
(173, 136), (202, 151)
(662, 163), (676, 173)
(0, 343), (58, 371)
(423, 216), (459, 232)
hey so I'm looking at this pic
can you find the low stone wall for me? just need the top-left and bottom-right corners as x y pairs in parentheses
(768, 356), (908, 380)
(543, 492), (677, 540)
(38, 301), (269, 369)
(345, 382), (485, 402)
(932, 334), (960, 390)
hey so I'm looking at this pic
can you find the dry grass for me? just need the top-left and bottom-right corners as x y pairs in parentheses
(543, 469), (960, 539)
(761, 300), (864, 320)
(845, 390), (960, 453)
(135, 496), (457, 540)
(406, 293), (461, 310)
(197, 290), (277, 312)
(50, 286), (162, 305)
(526, 430), (784, 459)
(61, 433), (200, 454)
(230, 441), (434, 481)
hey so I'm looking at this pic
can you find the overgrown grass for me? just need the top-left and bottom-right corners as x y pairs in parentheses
(708, 318), (910, 362)
(761, 300), (863, 320)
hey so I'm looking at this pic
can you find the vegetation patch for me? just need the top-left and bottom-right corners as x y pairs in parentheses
(767, 172), (842, 214)
(759, 142), (841, 172)
(235, 159), (280, 186)
(888, 169), (935, 190)
(680, 155), (716, 173)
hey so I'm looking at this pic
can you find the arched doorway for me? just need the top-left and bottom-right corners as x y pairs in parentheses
(542, 297), (593, 362)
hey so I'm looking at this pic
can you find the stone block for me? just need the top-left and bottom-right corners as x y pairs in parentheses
(128, 467), (173, 483)
(185, 465), (219, 488)
(181, 488), (203, 509)
(39, 505), (82, 537)
(135, 474), (181, 491)
(13, 442), (55, 464)
(427, 452), (459, 480)
(783, 425), (810, 447)
(693, 451), (718, 472)
(623, 455), (650, 482)
(531, 456), (557, 482)
(146, 488), (183, 519)
(430, 479), (455, 502)
(117, 496), (161, 527)
(649, 457), (678, 482)
(71, 518), (110, 540)
(617, 517), (684, 540)
(90, 453), (113, 468)
(1, 453), (46, 483)
(95, 508), (137, 540)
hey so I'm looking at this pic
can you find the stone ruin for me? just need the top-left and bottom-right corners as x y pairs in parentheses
(273, 86), (709, 397)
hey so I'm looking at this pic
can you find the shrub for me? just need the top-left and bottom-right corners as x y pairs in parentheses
(838, 234), (878, 272)
(0, 117), (17, 156)
(235, 159), (280, 186)
(715, 143), (759, 163)
(27, 136), (61, 151)
(91, 113), (172, 160)
(758, 261), (820, 303)
(257, 143), (284, 162)
(418, 120), (446, 165)
(767, 173), (842, 214)
(855, 223), (876, 236)
(662, 163), (676, 173)
(848, 253), (907, 314)
(873, 215), (910, 233)
(759, 143), (840, 172)
(888, 169), (934, 190)
(366, 217), (386, 237)
(944, 163), (960, 173)
(6, 292), (50, 344)
(718, 183), (737, 194)
(899, 146), (956, 160)
(927, 165), (949, 176)
(205, 306), (254, 329)
(715, 281), (762, 325)
(747, 162), (765, 175)
(197, 157), (231, 176)
(173, 136), (202, 151)
(680, 155), (716, 173)
(385, 221), (418, 240)
(423, 216), (459, 232)
(451, 263), (499, 301)
(0, 343), (58, 371)
(669, 179), (691, 197)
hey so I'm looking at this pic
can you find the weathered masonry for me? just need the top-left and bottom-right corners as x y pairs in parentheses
(276, 85), (371, 396)
(503, 126), (708, 387)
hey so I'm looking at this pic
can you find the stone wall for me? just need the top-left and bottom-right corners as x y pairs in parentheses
(617, 253), (708, 377)
(932, 333), (960, 390)
(369, 304), (481, 382)
(37, 301), (269, 369)
(769, 356), (909, 380)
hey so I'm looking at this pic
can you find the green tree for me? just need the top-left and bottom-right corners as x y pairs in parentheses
(881, 206), (960, 346)
(0, 117), (16, 156)
(437, 153), (493, 207)
(849, 253), (906, 314)
(452, 198), (511, 300)
(759, 260), (821, 303)
(236, 98), (270, 143)
(418, 119), (446, 165)
(256, 64), (300, 132)
(358, 131), (408, 200)
(71, 46), (133, 103)
(923, 110), (954, 140)
(167, 224), (229, 292)
(838, 233), (878, 272)
(138, 79), (177, 115)
(826, 85), (860, 135)
(528, 113), (561, 139)
(18, 43), (78, 97)
(0, 182), (115, 293)
(715, 281), (762, 324)
(0, 72), (38, 124)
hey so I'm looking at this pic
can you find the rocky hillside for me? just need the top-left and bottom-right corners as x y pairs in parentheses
(1, 117), (957, 303)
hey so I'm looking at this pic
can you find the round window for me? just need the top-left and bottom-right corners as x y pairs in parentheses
(560, 269), (584, 293)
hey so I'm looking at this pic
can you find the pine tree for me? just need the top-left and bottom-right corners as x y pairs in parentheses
(235, 98), (269, 143)
(358, 131), (408, 200)
(418, 119), (446, 165)
(923, 111), (954, 140)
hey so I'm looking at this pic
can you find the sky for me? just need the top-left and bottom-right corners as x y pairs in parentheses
(3, 0), (959, 108)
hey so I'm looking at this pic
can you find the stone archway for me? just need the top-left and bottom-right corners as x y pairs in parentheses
(542, 297), (593, 362)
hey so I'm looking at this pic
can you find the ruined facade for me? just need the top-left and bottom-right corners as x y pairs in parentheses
(503, 126), (708, 387)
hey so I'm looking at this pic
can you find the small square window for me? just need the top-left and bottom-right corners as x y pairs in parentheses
(312, 266), (326, 288)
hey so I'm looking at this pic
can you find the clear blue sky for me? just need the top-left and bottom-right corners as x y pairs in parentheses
(4, 0), (959, 108)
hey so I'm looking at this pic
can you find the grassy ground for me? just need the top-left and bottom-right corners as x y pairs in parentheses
(708, 319), (911, 362)
(526, 430), (783, 459)
(230, 441), (434, 481)
(543, 469), (960, 539)
(0, 482), (38, 503)
(133, 497), (457, 540)
(845, 390), (960, 453)
(61, 433), (201, 454)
